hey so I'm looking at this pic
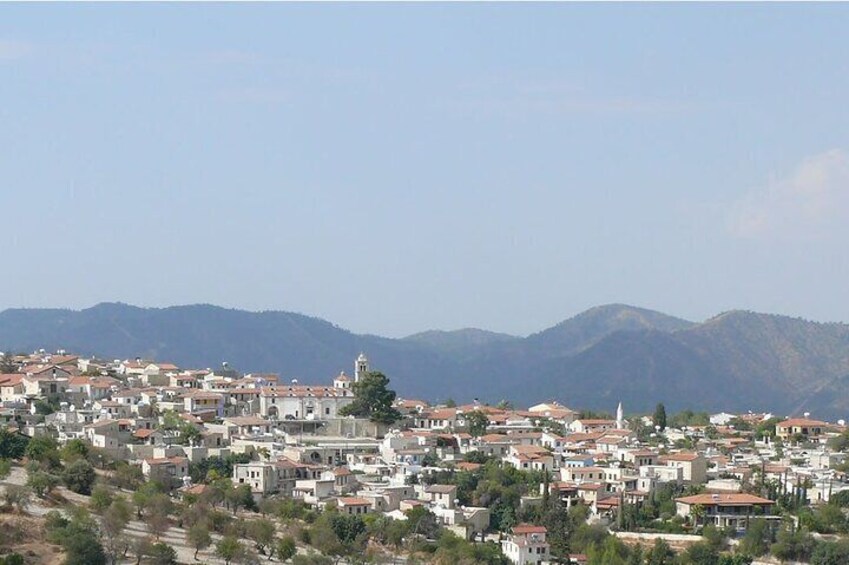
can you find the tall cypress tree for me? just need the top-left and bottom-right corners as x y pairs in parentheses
(653, 403), (667, 432)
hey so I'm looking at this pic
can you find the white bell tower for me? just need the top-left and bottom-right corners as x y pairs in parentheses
(355, 353), (369, 382)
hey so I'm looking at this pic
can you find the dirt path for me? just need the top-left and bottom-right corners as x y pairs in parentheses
(1, 463), (363, 564)
(1, 465), (230, 564)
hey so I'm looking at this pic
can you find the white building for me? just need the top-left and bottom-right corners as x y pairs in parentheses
(259, 385), (354, 420)
(501, 524), (550, 565)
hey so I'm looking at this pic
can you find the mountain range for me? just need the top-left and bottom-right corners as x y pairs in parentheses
(2, 302), (849, 419)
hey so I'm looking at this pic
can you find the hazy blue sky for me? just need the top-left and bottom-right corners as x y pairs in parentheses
(3, 4), (849, 337)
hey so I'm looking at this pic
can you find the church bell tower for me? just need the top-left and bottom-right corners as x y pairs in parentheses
(355, 353), (369, 382)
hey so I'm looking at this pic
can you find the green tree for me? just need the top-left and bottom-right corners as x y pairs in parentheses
(61, 439), (91, 463)
(653, 403), (667, 432)
(27, 469), (60, 498)
(0, 428), (29, 459)
(812, 502), (848, 533)
(755, 417), (781, 441)
(144, 493), (173, 540)
(148, 543), (177, 565)
(587, 536), (631, 565)
(277, 536), (297, 562)
(739, 518), (772, 557)
(405, 506), (440, 539)
(188, 453), (253, 485)
(226, 483), (257, 514)
(0, 458), (11, 479)
(129, 536), (155, 565)
(247, 517), (276, 555)
(811, 539), (849, 565)
(24, 436), (60, 468)
(309, 511), (368, 562)
(829, 490), (849, 508)
(63, 529), (107, 565)
(432, 530), (509, 564)
(701, 524), (726, 550)
(542, 496), (571, 560)
(338, 371), (402, 424)
(160, 410), (183, 431)
(33, 399), (57, 415)
(187, 523), (212, 560)
(132, 481), (161, 519)
(180, 423), (202, 446)
(683, 542), (719, 565)
(0, 353), (17, 373)
(466, 410), (490, 437)
(727, 417), (753, 432)
(689, 503), (706, 529)
(63, 459), (97, 495)
(101, 497), (132, 565)
(2, 484), (31, 512)
(771, 525), (816, 562)
(276, 498), (308, 521)
(646, 538), (674, 565)
(216, 535), (246, 565)
(90, 483), (114, 513)
(111, 461), (145, 490)
(48, 507), (108, 565)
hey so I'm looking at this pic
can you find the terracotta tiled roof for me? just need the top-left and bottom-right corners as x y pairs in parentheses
(778, 418), (829, 428)
(663, 452), (701, 462)
(337, 497), (370, 506)
(455, 462), (481, 472)
(0, 374), (23, 386)
(425, 484), (457, 494)
(260, 385), (351, 398)
(479, 433), (512, 443)
(676, 493), (774, 506)
(512, 524), (547, 534)
(576, 419), (615, 425)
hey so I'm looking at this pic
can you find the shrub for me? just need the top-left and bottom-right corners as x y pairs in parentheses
(63, 459), (97, 495)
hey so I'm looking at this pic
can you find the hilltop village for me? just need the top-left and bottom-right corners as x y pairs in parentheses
(3, 351), (849, 565)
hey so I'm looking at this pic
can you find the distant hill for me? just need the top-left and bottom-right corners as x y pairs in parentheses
(403, 328), (520, 357)
(526, 303), (695, 356)
(2, 302), (849, 418)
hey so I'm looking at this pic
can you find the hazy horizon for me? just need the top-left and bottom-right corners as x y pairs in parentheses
(5, 300), (849, 341)
(3, 4), (849, 337)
